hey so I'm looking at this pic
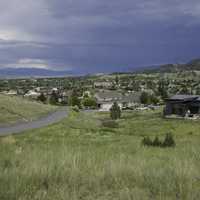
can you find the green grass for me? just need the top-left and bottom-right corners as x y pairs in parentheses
(0, 110), (200, 199)
(0, 94), (57, 125)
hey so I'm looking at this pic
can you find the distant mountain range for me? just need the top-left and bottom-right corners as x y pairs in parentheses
(0, 58), (200, 78)
(143, 59), (200, 73)
(0, 68), (76, 78)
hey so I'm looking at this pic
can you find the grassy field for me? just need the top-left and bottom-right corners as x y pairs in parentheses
(0, 109), (200, 199)
(0, 94), (57, 125)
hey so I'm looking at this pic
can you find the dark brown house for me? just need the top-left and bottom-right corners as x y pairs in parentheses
(164, 95), (200, 117)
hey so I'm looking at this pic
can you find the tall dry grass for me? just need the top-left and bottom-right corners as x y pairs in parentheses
(0, 110), (200, 199)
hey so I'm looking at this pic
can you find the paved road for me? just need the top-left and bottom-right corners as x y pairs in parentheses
(0, 107), (68, 136)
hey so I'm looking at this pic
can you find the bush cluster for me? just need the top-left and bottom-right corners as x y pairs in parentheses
(140, 92), (159, 105)
(142, 133), (176, 148)
(72, 105), (80, 112)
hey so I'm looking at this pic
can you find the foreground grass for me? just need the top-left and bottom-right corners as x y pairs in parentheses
(0, 94), (56, 125)
(0, 110), (200, 199)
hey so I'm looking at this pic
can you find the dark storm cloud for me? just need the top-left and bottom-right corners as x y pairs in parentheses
(0, 0), (200, 73)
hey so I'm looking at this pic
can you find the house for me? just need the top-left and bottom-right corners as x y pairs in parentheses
(94, 81), (112, 89)
(82, 90), (92, 98)
(52, 88), (58, 92)
(35, 87), (41, 92)
(121, 93), (141, 108)
(6, 90), (17, 96)
(95, 90), (141, 111)
(95, 90), (122, 111)
(164, 95), (200, 118)
(24, 90), (41, 99)
(59, 91), (69, 104)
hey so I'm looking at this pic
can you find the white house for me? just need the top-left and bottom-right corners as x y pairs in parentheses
(24, 90), (41, 99)
(6, 90), (17, 96)
(94, 81), (112, 88)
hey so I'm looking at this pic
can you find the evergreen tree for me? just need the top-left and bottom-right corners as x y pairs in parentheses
(37, 93), (47, 103)
(110, 102), (121, 120)
(150, 94), (159, 105)
(49, 91), (59, 105)
(69, 90), (81, 108)
(115, 76), (119, 85)
(82, 97), (97, 108)
(140, 92), (150, 105)
(158, 81), (168, 99)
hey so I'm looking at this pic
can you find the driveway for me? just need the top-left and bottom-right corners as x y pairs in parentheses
(0, 107), (68, 137)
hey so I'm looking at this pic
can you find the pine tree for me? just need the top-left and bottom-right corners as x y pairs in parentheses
(158, 81), (168, 100)
(49, 91), (59, 105)
(110, 102), (121, 120)
(69, 90), (81, 108)
(115, 76), (119, 85)
(37, 93), (47, 103)
(140, 92), (150, 105)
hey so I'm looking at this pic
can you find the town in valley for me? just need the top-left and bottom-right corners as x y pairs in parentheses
(2, 59), (200, 118)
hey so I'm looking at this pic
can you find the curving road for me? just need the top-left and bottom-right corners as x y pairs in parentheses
(0, 107), (68, 137)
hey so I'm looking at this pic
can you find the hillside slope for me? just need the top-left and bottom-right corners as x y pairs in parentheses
(142, 58), (200, 73)
(0, 110), (200, 199)
(0, 94), (56, 125)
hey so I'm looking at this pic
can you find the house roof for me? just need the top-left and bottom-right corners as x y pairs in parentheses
(167, 95), (200, 101)
(7, 90), (17, 95)
(95, 90), (122, 100)
(24, 90), (40, 96)
(121, 93), (141, 103)
(95, 90), (141, 103)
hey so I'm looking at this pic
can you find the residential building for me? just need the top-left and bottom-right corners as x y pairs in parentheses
(95, 90), (141, 111)
(164, 95), (200, 118)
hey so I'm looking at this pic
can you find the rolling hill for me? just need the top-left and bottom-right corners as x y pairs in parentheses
(143, 58), (200, 73)
(0, 94), (56, 125)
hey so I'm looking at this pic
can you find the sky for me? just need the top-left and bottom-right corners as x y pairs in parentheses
(0, 0), (200, 73)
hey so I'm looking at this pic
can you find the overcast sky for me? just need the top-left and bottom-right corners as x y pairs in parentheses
(0, 0), (200, 73)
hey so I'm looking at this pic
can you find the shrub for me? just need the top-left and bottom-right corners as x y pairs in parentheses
(152, 136), (162, 147)
(82, 97), (97, 109)
(188, 131), (193, 135)
(162, 133), (176, 147)
(2, 159), (12, 170)
(142, 133), (176, 148)
(72, 105), (80, 112)
(141, 136), (152, 146)
(150, 94), (159, 105)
